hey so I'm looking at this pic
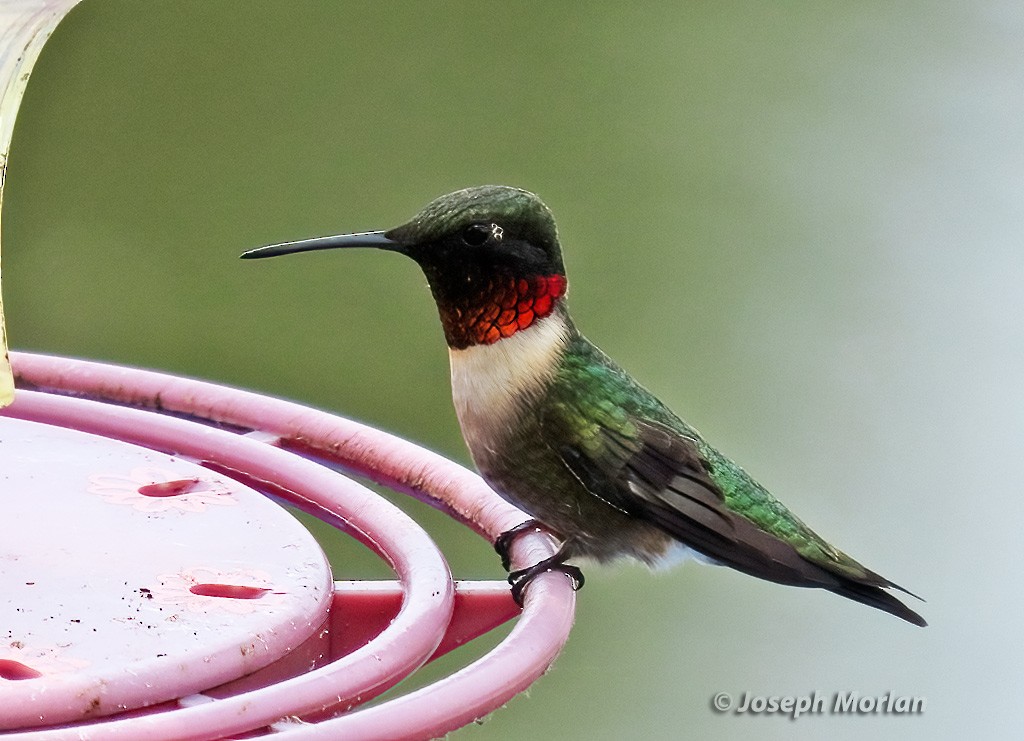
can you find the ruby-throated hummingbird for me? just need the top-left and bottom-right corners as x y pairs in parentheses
(242, 185), (925, 626)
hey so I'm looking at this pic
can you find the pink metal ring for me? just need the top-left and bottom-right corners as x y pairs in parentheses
(4, 352), (576, 739)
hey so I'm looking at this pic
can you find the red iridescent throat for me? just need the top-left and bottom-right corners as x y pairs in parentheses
(440, 273), (567, 349)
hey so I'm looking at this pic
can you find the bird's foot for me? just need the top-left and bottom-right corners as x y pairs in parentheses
(508, 554), (585, 607)
(494, 518), (543, 572)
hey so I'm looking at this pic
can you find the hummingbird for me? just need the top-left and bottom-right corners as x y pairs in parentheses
(242, 185), (926, 626)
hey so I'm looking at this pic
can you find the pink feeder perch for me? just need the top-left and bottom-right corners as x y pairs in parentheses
(0, 352), (576, 739)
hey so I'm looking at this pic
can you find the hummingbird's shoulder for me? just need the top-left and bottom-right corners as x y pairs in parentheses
(543, 333), (694, 437)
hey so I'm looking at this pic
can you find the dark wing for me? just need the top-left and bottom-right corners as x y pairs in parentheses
(552, 417), (926, 625)
(556, 418), (835, 585)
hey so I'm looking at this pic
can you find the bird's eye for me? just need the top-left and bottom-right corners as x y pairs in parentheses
(461, 223), (492, 247)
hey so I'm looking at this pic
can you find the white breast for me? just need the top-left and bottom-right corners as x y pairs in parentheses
(448, 314), (569, 455)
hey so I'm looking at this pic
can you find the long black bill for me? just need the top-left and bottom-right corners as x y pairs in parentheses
(240, 230), (400, 259)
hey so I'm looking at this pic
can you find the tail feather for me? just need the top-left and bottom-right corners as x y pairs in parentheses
(827, 577), (927, 627)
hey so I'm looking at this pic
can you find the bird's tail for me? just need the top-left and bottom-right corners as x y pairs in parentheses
(826, 578), (927, 627)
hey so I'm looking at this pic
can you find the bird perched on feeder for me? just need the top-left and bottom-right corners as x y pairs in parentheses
(243, 185), (925, 626)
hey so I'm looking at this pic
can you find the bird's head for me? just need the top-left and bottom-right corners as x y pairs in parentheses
(243, 185), (569, 348)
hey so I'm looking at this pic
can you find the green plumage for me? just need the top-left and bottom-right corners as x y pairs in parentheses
(549, 331), (857, 577)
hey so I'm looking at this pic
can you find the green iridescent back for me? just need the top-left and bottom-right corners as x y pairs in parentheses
(544, 331), (874, 579)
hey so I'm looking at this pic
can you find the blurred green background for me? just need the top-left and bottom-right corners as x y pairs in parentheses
(5, 1), (1021, 738)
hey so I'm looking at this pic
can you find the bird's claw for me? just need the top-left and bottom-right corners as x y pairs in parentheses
(494, 519), (543, 572)
(508, 561), (585, 607)
(495, 521), (584, 605)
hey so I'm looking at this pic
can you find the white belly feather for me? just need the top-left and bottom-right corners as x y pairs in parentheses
(448, 314), (569, 457)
